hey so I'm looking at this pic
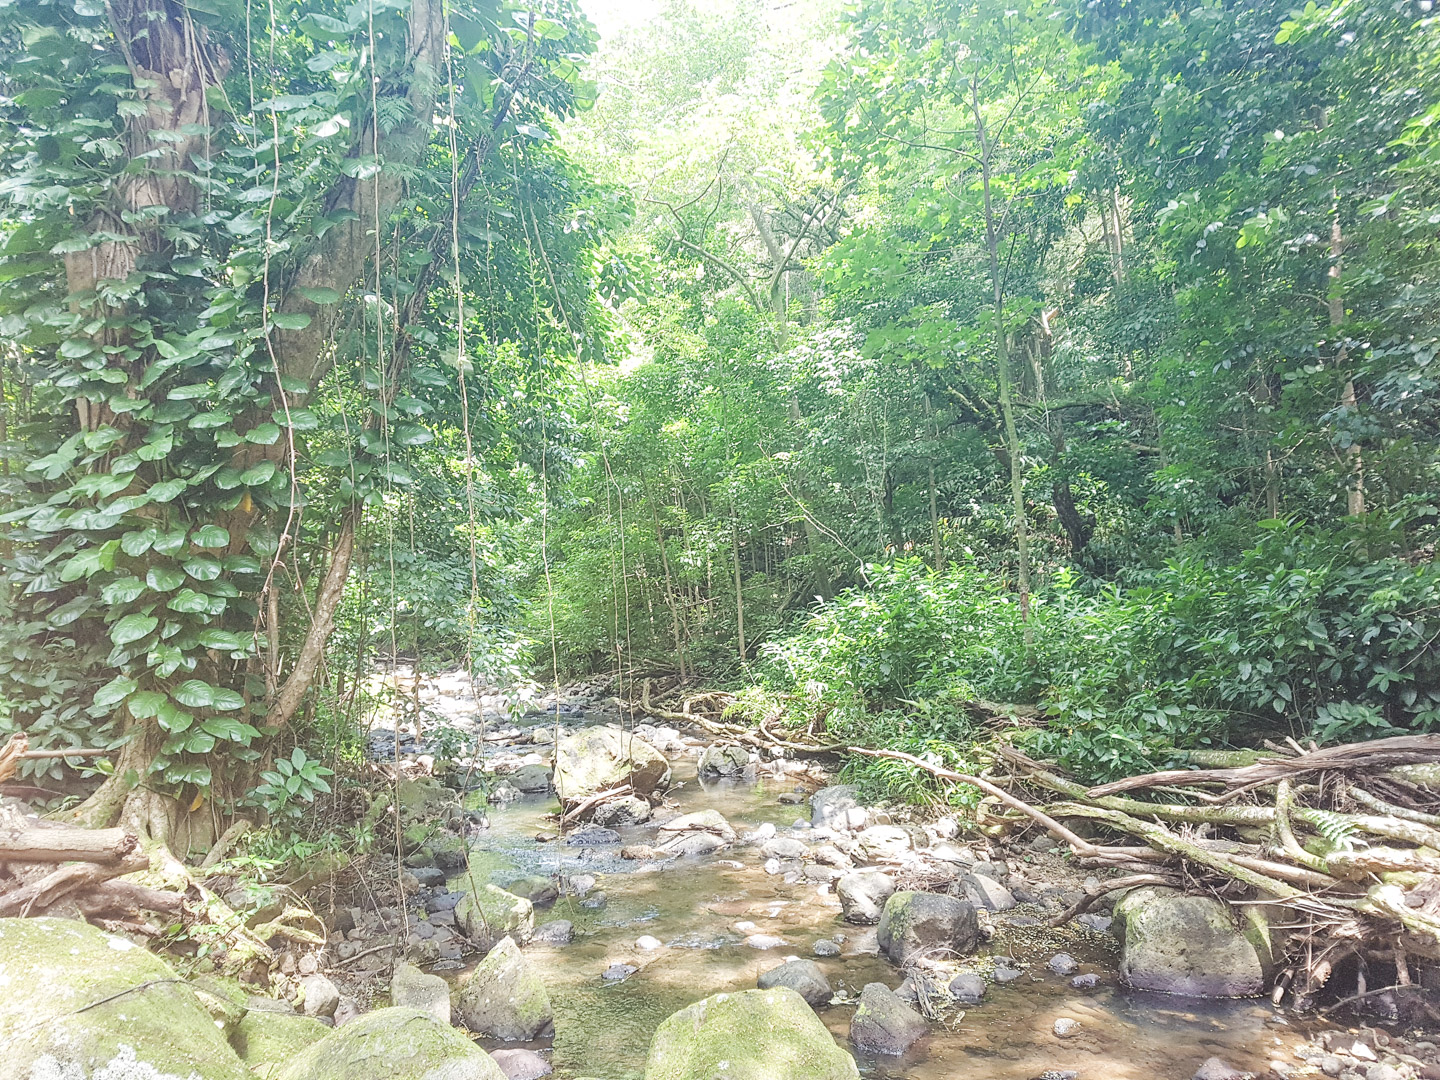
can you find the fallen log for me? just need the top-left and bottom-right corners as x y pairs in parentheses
(0, 851), (149, 917)
(0, 827), (138, 864)
(1085, 735), (1440, 798)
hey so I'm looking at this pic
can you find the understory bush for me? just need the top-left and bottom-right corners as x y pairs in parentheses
(753, 522), (1440, 783)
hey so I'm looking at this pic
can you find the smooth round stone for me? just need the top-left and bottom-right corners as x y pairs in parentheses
(636, 935), (664, 951)
(744, 934), (787, 950)
(1053, 1017), (1079, 1038)
(812, 939), (841, 957)
(602, 963), (638, 981)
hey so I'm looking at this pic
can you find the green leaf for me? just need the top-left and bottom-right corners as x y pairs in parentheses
(173, 679), (217, 708)
(295, 286), (341, 304)
(168, 588), (213, 614)
(121, 528), (159, 556)
(241, 460), (277, 486)
(101, 576), (146, 604)
(127, 690), (168, 719)
(146, 566), (185, 591)
(149, 479), (187, 502)
(111, 613), (158, 646)
(184, 556), (222, 581)
(156, 701), (194, 732)
(245, 423), (281, 445)
(94, 675), (137, 708)
(192, 524), (230, 549)
(198, 629), (248, 651)
(270, 312), (312, 331)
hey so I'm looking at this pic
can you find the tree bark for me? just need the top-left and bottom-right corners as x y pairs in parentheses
(970, 77), (1031, 641)
(266, 510), (356, 729)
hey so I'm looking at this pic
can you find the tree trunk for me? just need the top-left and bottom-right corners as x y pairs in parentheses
(970, 78), (1032, 642)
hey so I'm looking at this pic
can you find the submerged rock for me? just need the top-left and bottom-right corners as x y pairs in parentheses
(1, 917), (249, 1080)
(837, 871), (895, 925)
(1113, 886), (1272, 997)
(876, 891), (979, 964)
(456, 937), (554, 1041)
(506, 875), (559, 907)
(643, 988), (860, 1080)
(849, 982), (928, 1055)
(532, 919), (574, 945)
(491, 1047), (554, 1080)
(391, 962), (451, 1025)
(947, 973), (987, 1003)
(657, 809), (737, 856)
(757, 958), (833, 1007)
(277, 1007), (504, 1080)
(553, 725), (670, 801)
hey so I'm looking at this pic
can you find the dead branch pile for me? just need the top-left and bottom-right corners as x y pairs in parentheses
(854, 736), (1440, 1008)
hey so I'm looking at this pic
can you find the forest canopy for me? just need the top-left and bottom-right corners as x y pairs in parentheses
(0, 0), (1436, 834)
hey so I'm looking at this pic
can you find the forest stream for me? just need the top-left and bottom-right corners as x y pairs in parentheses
(385, 680), (1325, 1080)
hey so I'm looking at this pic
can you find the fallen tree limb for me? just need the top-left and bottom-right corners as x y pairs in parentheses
(1047, 873), (1177, 927)
(559, 784), (633, 826)
(0, 851), (149, 917)
(1085, 735), (1440, 798)
(0, 827), (138, 864)
(846, 746), (1105, 858)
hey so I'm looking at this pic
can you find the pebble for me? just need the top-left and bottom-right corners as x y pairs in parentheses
(1053, 1018), (1079, 1038)
(744, 934), (787, 950)
(1352, 1044), (1379, 1063)
(993, 964), (1023, 983)
(812, 939), (841, 957)
(1070, 973), (1100, 990)
(1075, 913), (1112, 932)
(763, 858), (782, 875)
(580, 892), (607, 910)
(1320, 1057), (1344, 1078)
(635, 936), (663, 951)
(602, 963), (638, 981)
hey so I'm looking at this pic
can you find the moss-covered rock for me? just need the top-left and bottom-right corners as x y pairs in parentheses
(875, 891), (978, 964)
(643, 988), (859, 1080)
(276, 1007), (505, 1080)
(1112, 886), (1270, 997)
(454, 938), (553, 1041)
(398, 777), (459, 825)
(191, 973), (252, 1036)
(231, 1010), (329, 1078)
(0, 917), (249, 1080)
(455, 882), (534, 949)
(553, 726), (670, 801)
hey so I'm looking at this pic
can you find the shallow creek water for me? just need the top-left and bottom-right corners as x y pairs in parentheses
(445, 731), (1316, 1080)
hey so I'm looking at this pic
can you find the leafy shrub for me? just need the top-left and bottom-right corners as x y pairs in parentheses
(752, 521), (1440, 785)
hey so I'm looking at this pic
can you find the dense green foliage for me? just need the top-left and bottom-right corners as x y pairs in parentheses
(0, 0), (1437, 830)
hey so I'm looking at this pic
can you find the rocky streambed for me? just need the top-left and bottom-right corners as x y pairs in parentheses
(6, 687), (1437, 1080)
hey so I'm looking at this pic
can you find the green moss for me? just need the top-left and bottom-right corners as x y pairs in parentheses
(0, 917), (249, 1080)
(231, 1011), (328, 1078)
(192, 974), (251, 1035)
(455, 938), (553, 1041)
(277, 1007), (504, 1080)
(455, 882), (533, 946)
(643, 988), (858, 1080)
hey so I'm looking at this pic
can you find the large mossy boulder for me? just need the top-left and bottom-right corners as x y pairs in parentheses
(876, 891), (979, 964)
(230, 1010), (330, 1079)
(643, 988), (859, 1080)
(1113, 886), (1273, 997)
(0, 917), (249, 1080)
(553, 726), (670, 802)
(277, 1007), (505, 1080)
(455, 937), (554, 1041)
(456, 881), (534, 949)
